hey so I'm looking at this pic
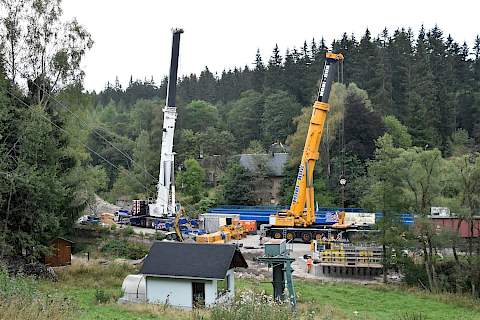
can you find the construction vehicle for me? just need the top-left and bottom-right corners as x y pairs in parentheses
(149, 28), (183, 218)
(264, 52), (349, 243)
(130, 28), (183, 229)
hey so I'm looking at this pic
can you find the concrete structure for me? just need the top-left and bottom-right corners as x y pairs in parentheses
(138, 241), (247, 308)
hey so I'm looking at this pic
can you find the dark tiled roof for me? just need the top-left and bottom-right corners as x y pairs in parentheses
(139, 241), (248, 280)
(238, 152), (288, 177)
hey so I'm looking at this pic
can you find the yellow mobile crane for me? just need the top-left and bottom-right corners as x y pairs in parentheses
(267, 52), (345, 242)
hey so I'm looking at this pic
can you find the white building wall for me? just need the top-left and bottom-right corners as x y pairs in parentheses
(226, 269), (235, 297)
(204, 280), (217, 307)
(215, 269), (235, 304)
(145, 276), (217, 308)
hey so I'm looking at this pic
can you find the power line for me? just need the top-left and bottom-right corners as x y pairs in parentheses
(0, 86), (153, 194)
(2, 61), (157, 182)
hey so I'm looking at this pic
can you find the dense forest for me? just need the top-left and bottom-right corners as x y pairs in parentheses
(1, 0), (480, 297)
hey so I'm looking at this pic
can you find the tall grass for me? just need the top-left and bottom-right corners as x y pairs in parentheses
(56, 260), (137, 289)
(210, 289), (294, 320)
(0, 267), (76, 320)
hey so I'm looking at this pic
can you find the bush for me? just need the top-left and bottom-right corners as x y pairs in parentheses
(94, 288), (112, 304)
(100, 239), (149, 260)
(399, 256), (428, 288)
(120, 226), (134, 237)
(210, 289), (294, 320)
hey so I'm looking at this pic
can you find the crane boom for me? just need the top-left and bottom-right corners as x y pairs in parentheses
(271, 52), (344, 228)
(149, 28), (183, 217)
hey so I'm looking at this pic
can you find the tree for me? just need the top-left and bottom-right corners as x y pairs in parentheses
(244, 140), (265, 154)
(182, 100), (220, 133)
(406, 26), (439, 148)
(398, 147), (446, 292)
(265, 44), (283, 89)
(344, 84), (385, 161)
(219, 160), (255, 205)
(0, 0), (93, 107)
(177, 159), (206, 204)
(447, 129), (473, 157)
(389, 28), (413, 123)
(361, 134), (409, 282)
(262, 90), (302, 144)
(449, 154), (480, 296)
(252, 49), (265, 92)
(226, 90), (264, 149)
(197, 67), (217, 102)
(384, 115), (412, 148)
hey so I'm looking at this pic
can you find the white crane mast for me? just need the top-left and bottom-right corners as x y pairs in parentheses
(149, 28), (183, 217)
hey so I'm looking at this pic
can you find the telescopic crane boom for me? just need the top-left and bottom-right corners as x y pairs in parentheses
(270, 52), (344, 228)
(149, 28), (183, 217)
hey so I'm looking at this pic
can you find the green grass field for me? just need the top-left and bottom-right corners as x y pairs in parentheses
(35, 262), (480, 320)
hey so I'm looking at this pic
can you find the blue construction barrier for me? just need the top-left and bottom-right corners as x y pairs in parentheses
(208, 206), (414, 226)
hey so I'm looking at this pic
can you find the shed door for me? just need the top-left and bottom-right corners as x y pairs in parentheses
(192, 282), (205, 307)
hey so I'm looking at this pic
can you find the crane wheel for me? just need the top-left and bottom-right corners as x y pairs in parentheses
(302, 232), (312, 243)
(286, 232), (295, 241)
(273, 232), (282, 239)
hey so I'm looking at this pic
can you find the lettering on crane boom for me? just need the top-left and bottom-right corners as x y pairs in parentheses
(319, 65), (330, 98)
(292, 164), (305, 203)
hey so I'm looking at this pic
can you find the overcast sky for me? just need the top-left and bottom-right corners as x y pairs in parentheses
(62, 0), (480, 92)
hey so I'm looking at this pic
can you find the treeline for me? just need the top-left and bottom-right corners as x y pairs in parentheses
(98, 26), (480, 153)
(91, 26), (480, 209)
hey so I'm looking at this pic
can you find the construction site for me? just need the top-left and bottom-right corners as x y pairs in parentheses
(73, 28), (479, 314)
(1, 1), (480, 319)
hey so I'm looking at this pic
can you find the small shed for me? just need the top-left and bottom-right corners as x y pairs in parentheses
(139, 241), (248, 308)
(43, 237), (74, 267)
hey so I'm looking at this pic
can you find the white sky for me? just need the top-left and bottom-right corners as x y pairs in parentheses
(62, 0), (480, 92)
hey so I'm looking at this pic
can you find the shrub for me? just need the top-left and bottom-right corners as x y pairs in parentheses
(399, 256), (428, 288)
(100, 239), (149, 260)
(94, 288), (111, 304)
(120, 226), (134, 237)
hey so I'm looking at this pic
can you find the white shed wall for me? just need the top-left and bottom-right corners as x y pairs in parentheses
(204, 280), (217, 307)
(145, 277), (217, 308)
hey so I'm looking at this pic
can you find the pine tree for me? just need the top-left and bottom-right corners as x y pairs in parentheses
(197, 67), (217, 102)
(265, 44), (283, 89)
(407, 26), (439, 147)
(356, 29), (378, 92)
(371, 28), (393, 115)
(389, 28), (413, 123)
(252, 49), (265, 92)
(427, 26), (456, 151)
